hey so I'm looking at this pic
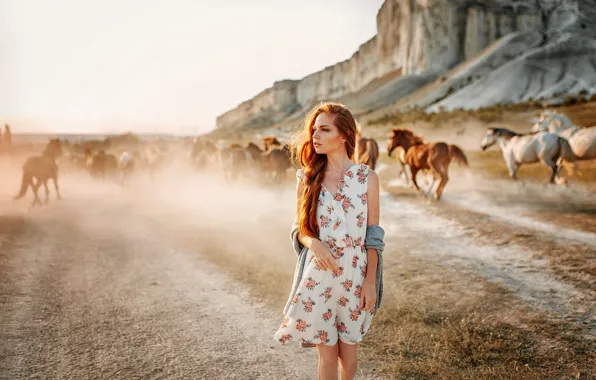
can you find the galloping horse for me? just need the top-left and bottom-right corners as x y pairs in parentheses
(531, 110), (596, 176)
(355, 127), (379, 170)
(14, 138), (63, 207)
(480, 127), (573, 184)
(388, 129), (468, 200)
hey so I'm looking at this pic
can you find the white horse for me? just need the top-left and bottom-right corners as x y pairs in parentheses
(118, 151), (135, 185)
(480, 128), (573, 184)
(531, 110), (596, 175)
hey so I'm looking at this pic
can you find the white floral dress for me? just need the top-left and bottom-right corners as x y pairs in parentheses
(274, 163), (374, 346)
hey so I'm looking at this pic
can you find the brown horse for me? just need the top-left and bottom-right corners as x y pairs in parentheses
(262, 144), (292, 184)
(14, 138), (63, 206)
(387, 129), (468, 200)
(219, 144), (252, 181)
(263, 136), (282, 152)
(87, 149), (118, 180)
(355, 130), (379, 170)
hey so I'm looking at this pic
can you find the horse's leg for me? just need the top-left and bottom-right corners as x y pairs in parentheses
(53, 176), (61, 200)
(32, 180), (42, 207)
(426, 172), (437, 196)
(43, 180), (50, 204)
(540, 157), (559, 185)
(548, 163), (558, 184)
(400, 162), (410, 185)
(507, 160), (524, 187)
(434, 166), (449, 201)
(410, 167), (422, 193)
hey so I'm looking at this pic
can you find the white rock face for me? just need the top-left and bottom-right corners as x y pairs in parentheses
(427, 35), (596, 112)
(216, 0), (595, 131)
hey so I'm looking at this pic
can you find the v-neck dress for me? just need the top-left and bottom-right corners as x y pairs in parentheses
(274, 163), (374, 346)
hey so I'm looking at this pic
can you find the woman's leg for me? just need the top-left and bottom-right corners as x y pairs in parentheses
(317, 343), (338, 380)
(338, 340), (357, 380)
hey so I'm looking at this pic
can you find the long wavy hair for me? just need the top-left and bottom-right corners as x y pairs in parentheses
(292, 102), (357, 239)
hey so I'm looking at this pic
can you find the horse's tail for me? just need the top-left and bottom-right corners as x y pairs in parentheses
(14, 170), (32, 200)
(556, 136), (575, 178)
(556, 137), (575, 163)
(367, 139), (379, 170)
(448, 144), (469, 167)
(358, 145), (369, 166)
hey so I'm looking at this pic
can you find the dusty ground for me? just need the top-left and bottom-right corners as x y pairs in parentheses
(0, 169), (329, 379)
(0, 135), (595, 379)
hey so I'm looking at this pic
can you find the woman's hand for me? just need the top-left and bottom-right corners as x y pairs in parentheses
(311, 239), (339, 272)
(360, 280), (376, 312)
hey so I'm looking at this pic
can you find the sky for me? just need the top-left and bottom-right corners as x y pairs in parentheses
(1, 0), (385, 135)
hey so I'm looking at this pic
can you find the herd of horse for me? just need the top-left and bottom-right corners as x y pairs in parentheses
(9, 109), (595, 207)
(481, 110), (595, 184)
(190, 135), (295, 183)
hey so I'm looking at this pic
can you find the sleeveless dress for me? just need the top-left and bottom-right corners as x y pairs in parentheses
(274, 163), (374, 346)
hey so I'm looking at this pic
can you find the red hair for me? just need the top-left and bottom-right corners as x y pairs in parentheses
(292, 102), (357, 239)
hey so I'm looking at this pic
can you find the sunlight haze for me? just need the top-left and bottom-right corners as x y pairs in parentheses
(1, 0), (384, 134)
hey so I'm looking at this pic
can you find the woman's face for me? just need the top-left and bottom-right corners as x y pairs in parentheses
(312, 113), (345, 155)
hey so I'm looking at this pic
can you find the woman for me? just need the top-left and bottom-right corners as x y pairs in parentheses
(274, 102), (384, 380)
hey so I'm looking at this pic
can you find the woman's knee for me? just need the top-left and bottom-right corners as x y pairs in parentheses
(317, 343), (339, 365)
(338, 341), (358, 371)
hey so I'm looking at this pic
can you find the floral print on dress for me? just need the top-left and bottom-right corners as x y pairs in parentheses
(341, 279), (353, 291)
(319, 215), (330, 228)
(274, 164), (374, 346)
(315, 330), (330, 344)
(320, 286), (332, 303)
(332, 266), (344, 278)
(279, 334), (292, 344)
(356, 212), (365, 228)
(305, 277), (320, 290)
(332, 219), (341, 231)
(302, 297), (316, 313)
(296, 319), (311, 332)
(349, 306), (361, 321)
(358, 193), (367, 205)
(341, 196), (355, 213)
(354, 285), (362, 298)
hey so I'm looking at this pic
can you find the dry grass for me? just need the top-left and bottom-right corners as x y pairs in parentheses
(367, 97), (596, 128)
(359, 254), (595, 379)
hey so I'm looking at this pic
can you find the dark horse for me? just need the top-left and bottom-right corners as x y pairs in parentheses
(14, 138), (63, 207)
(87, 149), (118, 179)
(355, 129), (379, 170)
(387, 129), (468, 200)
(263, 144), (293, 184)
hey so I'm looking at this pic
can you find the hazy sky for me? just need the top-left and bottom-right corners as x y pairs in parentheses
(1, 0), (384, 134)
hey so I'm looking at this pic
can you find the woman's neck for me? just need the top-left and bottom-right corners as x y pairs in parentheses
(325, 152), (353, 172)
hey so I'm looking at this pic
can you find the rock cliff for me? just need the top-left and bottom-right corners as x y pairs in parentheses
(216, 0), (596, 131)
